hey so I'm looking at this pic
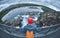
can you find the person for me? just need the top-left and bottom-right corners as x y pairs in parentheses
(22, 17), (39, 33)
(22, 17), (37, 38)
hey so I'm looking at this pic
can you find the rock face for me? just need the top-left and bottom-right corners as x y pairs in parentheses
(38, 11), (60, 26)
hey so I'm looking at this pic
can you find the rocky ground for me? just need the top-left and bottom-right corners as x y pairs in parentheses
(38, 11), (60, 26)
